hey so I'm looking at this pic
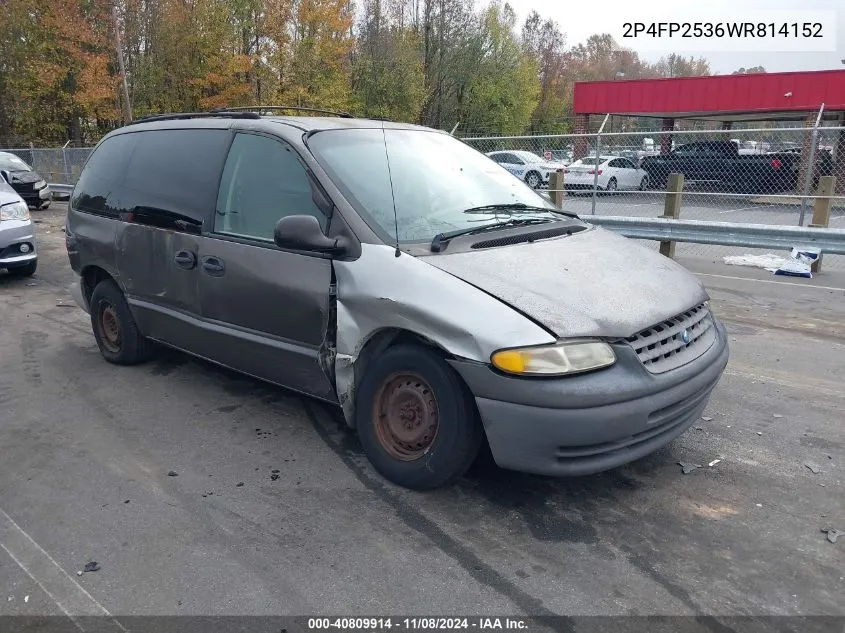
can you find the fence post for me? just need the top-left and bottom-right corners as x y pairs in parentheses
(549, 170), (565, 209)
(591, 114), (610, 215)
(810, 175), (836, 273)
(799, 103), (824, 226)
(61, 140), (71, 184)
(659, 172), (684, 258)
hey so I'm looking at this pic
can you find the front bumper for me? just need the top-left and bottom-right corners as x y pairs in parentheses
(0, 221), (38, 267)
(448, 320), (730, 477)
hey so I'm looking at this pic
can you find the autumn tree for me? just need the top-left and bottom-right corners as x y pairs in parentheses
(352, 0), (426, 121)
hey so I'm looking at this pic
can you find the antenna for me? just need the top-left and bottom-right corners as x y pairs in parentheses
(380, 120), (401, 258)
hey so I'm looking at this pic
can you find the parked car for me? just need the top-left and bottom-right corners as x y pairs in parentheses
(0, 178), (38, 277)
(0, 151), (51, 209)
(66, 110), (729, 490)
(549, 149), (574, 164)
(485, 150), (567, 188)
(640, 141), (800, 192)
(564, 155), (650, 192)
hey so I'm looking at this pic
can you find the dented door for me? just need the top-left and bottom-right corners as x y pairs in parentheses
(196, 237), (335, 400)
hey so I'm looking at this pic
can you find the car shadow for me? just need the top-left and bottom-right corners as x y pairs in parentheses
(147, 343), (677, 516)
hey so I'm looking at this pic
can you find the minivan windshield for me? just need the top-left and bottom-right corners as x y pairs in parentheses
(307, 128), (558, 243)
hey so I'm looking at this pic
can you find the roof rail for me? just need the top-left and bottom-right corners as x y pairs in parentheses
(130, 111), (261, 124)
(213, 105), (352, 118)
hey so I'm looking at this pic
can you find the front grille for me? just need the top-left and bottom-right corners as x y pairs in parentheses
(625, 303), (715, 373)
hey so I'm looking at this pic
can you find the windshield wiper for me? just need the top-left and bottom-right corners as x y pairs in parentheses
(462, 202), (579, 219)
(430, 217), (555, 252)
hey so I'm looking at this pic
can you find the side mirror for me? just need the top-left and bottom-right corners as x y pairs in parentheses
(0, 170), (10, 184)
(274, 214), (347, 256)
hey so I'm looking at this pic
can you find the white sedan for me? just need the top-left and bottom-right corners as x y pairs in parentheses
(485, 150), (567, 189)
(564, 155), (649, 192)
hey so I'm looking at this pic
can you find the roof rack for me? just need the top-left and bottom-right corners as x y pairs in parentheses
(213, 105), (352, 118)
(130, 111), (261, 124)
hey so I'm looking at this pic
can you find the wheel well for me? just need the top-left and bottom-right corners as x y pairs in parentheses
(81, 266), (114, 304)
(344, 327), (480, 423)
(351, 328), (446, 395)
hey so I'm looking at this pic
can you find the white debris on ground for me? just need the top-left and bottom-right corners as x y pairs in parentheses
(722, 253), (788, 271)
(723, 247), (821, 279)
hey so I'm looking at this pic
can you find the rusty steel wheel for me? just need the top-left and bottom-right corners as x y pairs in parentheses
(98, 303), (122, 354)
(356, 344), (483, 489)
(372, 372), (440, 461)
(89, 279), (152, 365)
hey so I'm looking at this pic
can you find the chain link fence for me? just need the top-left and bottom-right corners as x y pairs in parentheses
(461, 122), (845, 271)
(4, 121), (844, 272)
(0, 147), (93, 186)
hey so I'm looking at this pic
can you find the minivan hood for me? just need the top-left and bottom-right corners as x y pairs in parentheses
(422, 226), (709, 339)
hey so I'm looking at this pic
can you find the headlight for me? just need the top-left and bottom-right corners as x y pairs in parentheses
(0, 200), (30, 221)
(491, 340), (616, 376)
(34, 180), (46, 189)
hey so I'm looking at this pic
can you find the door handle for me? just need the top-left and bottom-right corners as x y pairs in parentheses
(201, 256), (225, 277)
(174, 250), (197, 270)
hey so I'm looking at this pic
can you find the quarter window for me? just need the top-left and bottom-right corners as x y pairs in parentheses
(214, 133), (327, 241)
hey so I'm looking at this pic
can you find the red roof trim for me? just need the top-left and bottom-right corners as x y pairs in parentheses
(573, 68), (845, 116)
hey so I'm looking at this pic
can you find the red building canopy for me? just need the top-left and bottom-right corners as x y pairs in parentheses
(573, 69), (845, 121)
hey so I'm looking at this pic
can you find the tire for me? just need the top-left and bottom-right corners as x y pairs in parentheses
(38, 200), (51, 210)
(89, 278), (153, 365)
(7, 259), (37, 277)
(355, 344), (483, 490)
(525, 171), (542, 189)
(605, 177), (617, 193)
(639, 176), (648, 191)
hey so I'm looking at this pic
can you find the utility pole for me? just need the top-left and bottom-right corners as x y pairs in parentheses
(111, 4), (132, 123)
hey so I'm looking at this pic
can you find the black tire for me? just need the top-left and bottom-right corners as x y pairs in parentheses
(89, 278), (153, 365)
(355, 344), (483, 490)
(525, 171), (542, 189)
(605, 177), (617, 194)
(8, 260), (37, 277)
(38, 200), (51, 210)
(639, 176), (648, 191)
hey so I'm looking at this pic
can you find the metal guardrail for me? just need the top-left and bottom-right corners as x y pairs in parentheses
(49, 183), (73, 197)
(587, 216), (845, 255)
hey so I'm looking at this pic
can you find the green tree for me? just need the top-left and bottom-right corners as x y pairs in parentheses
(460, 2), (538, 135)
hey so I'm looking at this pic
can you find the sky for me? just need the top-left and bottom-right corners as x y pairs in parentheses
(504, 0), (844, 74)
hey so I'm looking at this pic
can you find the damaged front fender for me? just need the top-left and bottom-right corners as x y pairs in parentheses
(332, 244), (554, 424)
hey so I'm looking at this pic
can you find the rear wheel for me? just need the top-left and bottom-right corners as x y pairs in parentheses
(525, 171), (541, 189)
(356, 344), (483, 490)
(639, 175), (649, 191)
(7, 260), (37, 277)
(605, 177), (617, 193)
(90, 279), (153, 365)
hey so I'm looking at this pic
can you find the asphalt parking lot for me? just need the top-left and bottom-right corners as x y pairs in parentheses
(1, 203), (843, 625)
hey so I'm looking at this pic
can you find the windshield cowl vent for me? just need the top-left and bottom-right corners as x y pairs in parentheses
(470, 225), (583, 249)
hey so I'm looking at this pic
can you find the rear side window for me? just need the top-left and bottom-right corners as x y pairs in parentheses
(72, 133), (137, 217)
(120, 129), (231, 224)
(214, 133), (327, 242)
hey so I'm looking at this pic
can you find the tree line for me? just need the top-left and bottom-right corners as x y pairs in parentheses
(0, 0), (718, 146)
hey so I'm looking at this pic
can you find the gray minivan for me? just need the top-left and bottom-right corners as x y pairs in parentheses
(67, 109), (729, 489)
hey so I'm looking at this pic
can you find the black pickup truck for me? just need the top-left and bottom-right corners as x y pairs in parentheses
(640, 141), (800, 192)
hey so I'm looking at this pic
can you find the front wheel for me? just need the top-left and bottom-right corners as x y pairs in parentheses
(639, 176), (649, 191)
(355, 344), (483, 490)
(90, 279), (153, 365)
(525, 171), (542, 189)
